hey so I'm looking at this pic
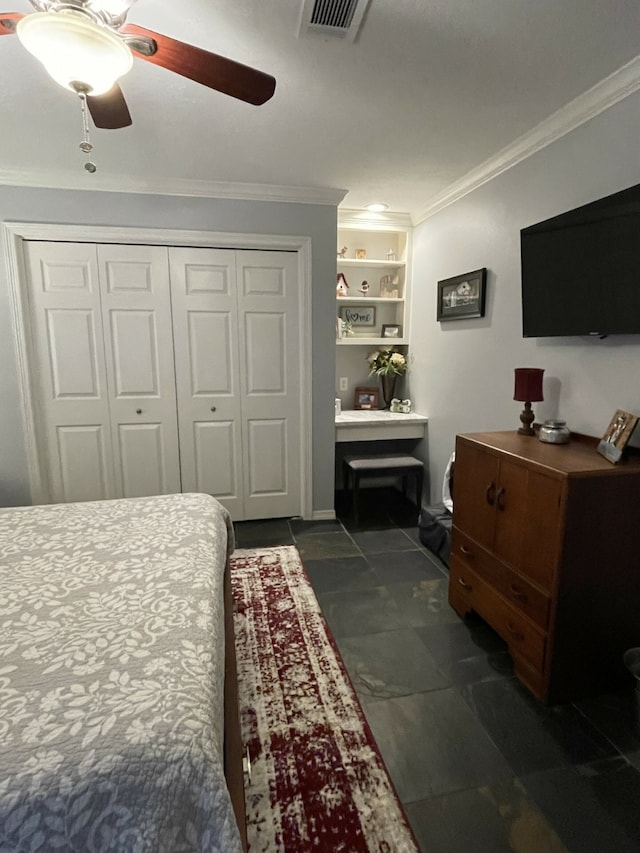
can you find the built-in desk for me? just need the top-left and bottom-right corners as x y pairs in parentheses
(335, 410), (428, 443)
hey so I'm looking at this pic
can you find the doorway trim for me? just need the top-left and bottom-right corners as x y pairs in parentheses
(3, 221), (313, 518)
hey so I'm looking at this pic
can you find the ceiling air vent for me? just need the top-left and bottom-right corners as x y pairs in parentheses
(298, 0), (371, 42)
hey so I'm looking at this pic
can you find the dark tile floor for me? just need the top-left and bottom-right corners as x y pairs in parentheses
(234, 487), (640, 853)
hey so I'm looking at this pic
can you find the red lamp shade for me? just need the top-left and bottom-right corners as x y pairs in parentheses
(513, 368), (544, 403)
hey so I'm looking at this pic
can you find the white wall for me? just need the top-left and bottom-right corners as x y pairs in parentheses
(0, 188), (337, 513)
(409, 89), (640, 503)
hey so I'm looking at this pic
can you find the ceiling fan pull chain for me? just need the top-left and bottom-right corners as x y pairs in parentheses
(78, 92), (97, 173)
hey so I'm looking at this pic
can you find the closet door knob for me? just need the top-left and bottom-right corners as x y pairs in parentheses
(210, 406), (217, 412)
(136, 408), (142, 414)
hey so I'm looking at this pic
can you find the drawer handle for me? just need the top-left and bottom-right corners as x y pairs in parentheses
(458, 576), (472, 591)
(509, 583), (527, 602)
(460, 544), (474, 558)
(485, 482), (496, 506)
(243, 747), (252, 783)
(506, 621), (524, 641)
(496, 487), (506, 510)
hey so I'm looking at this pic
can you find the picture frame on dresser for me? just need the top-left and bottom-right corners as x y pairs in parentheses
(597, 408), (639, 463)
(437, 268), (487, 321)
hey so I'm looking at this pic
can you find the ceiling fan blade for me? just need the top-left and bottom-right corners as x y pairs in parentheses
(121, 23), (276, 106)
(0, 12), (23, 36)
(86, 85), (132, 129)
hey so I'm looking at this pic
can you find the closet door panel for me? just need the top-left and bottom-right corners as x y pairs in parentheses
(246, 419), (287, 495)
(46, 310), (101, 399)
(98, 245), (181, 496)
(57, 425), (112, 503)
(23, 242), (116, 502)
(109, 310), (161, 396)
(117, 423), (170, 497)
(244, 312), (285, 393)
(192, 421), (239, 498)
(169, 247), (244, 516)
(188, 311), (235, 395)
(237, 251), (301, 519)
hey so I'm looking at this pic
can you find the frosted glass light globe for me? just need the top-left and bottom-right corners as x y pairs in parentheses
(17, 11), (133, 96)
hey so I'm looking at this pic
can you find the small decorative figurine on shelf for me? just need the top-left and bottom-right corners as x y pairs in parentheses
(336, 272), (349, 297)
(337, 246), (348, 259)
(386, 248), (396, 261)
(358, 280), (370, 295)
(355, 248), (367, 260)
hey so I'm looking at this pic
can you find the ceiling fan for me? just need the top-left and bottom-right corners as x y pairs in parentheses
(0, 0), (276, 130)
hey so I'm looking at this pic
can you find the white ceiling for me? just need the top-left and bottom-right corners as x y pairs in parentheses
(1, 0), (640, 220)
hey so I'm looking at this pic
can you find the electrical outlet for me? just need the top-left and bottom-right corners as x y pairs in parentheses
(339, 377), (348, 391)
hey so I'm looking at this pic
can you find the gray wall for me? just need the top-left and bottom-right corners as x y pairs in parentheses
(409, 89), (640, 503)
(0, 187), (337, 514)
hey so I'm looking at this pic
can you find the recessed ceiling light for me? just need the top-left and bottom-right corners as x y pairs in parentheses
(365, 203), (388, 212)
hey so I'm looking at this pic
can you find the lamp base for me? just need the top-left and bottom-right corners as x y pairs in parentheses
(518, 402), (535, 435)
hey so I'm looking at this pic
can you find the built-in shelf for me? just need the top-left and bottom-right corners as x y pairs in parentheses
(335, 213), (413, 405)
(337, 216), (410, 340)
(337, 337), (408, 346)
(338, 259), (406, 269)
(337, 296), (404, 304)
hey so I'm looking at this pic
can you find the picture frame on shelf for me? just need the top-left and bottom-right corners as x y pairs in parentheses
(353, 386), (380, 410)
(381, 324), (402, 338)
(597, 408), (639, 463)
(437, 268), (487, 321)
(339, 305), (376, 327)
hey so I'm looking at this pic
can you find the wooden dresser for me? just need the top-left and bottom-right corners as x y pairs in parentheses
(448, 430), (640, 703)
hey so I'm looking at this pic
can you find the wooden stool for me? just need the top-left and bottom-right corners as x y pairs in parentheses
(343, 454), (424, 524)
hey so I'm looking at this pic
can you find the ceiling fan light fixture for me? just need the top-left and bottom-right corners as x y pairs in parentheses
(365, 203), (388, 212)
(17, 11), (133, 96)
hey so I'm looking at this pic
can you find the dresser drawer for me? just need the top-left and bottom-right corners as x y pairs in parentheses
(451, 527), (550, 629)
(449, 555), (546, 672)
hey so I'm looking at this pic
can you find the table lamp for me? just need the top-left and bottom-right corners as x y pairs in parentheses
(514, 368), (544, 435)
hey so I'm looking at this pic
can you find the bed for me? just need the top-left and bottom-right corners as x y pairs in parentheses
(0, 492), (246, 852)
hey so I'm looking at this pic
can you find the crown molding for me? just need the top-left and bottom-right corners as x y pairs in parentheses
(0, 166), (347, 206)
(412, 54), (640, 225)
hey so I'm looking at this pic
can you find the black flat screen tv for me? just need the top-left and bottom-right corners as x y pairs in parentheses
(520, 182), (640, 337)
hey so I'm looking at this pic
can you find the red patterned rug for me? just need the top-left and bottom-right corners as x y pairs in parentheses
(230, 545), (419, 853)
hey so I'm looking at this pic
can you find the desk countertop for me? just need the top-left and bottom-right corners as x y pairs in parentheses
(335, 410), (428, 443)
(336, 410), (428, 427)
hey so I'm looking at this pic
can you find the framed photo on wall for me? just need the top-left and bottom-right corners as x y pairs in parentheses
(437, 268), (487, 321)
(353, 386), (380, 410)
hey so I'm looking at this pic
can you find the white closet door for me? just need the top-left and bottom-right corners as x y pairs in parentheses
(23, 242), (116, 503)
(169, 247), (244, 517)
(97, 245), (181, 498)
(237, 251), (301, 520)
